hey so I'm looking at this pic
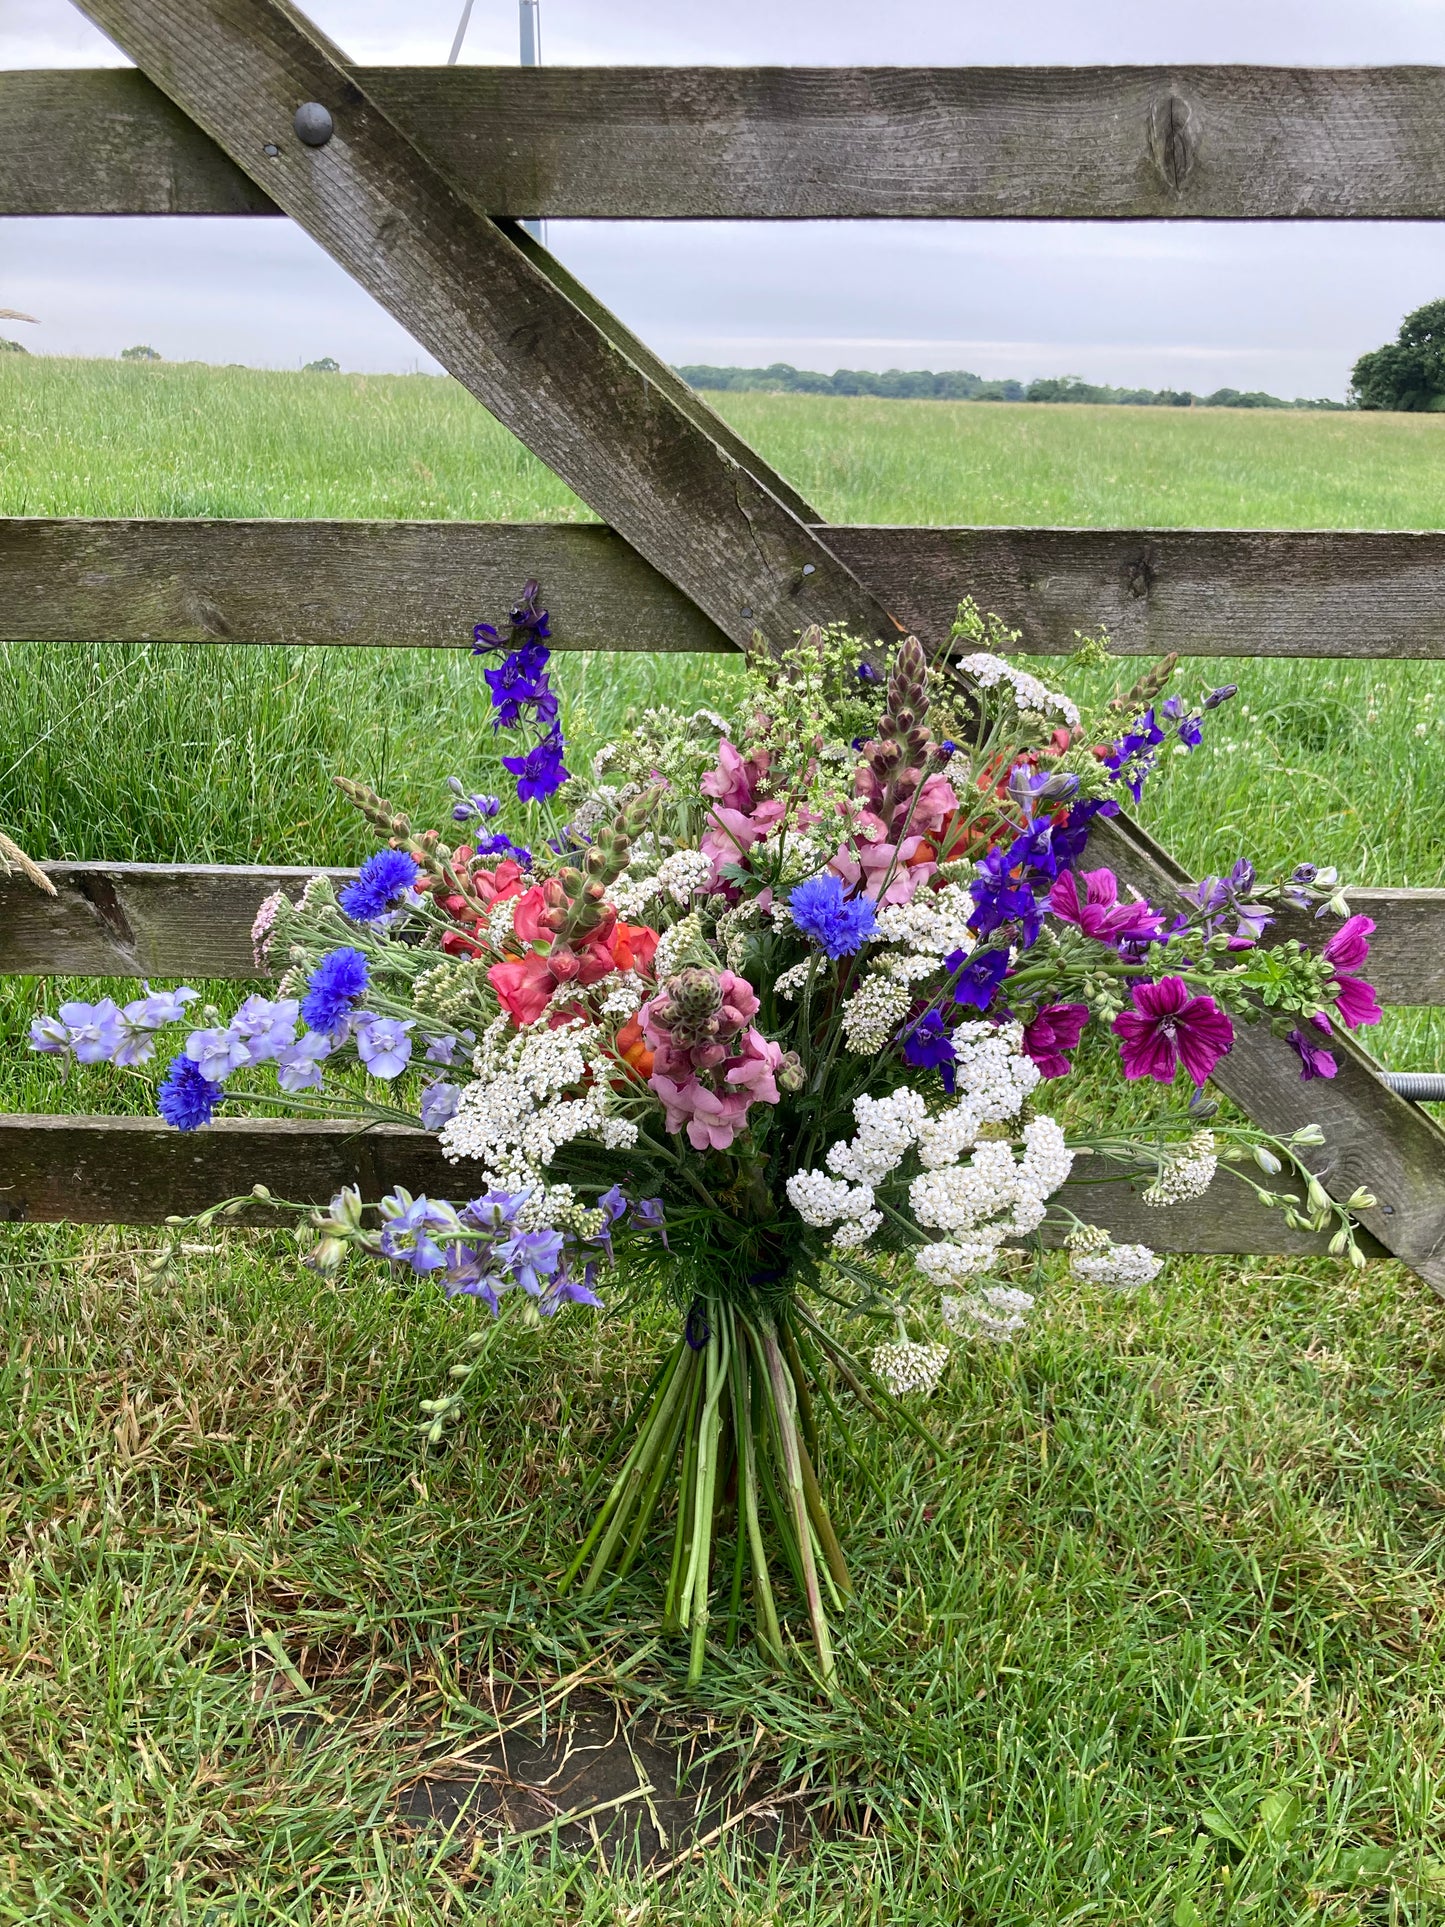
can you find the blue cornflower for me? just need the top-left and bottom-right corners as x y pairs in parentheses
(300, 948), (370, 1036)
(338, 849), (420, 923)
(788, 874), (878, 958)
(502, 728), (570, 803)
(947, 946), (1010, 1011)
(157, 1053), (225, 1132)
(901, 1010), (957, 1093)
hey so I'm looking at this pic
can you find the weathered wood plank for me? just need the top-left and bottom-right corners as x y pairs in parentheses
(17, 64), (1445, 220)
(65, 5), (893, 659)
(4, 862), (1443, 1001)
(15, 519), (1445, 662)
(0, 1113), (1370, 1254)
(0, 519), (732, 653)
(1086, 814), (1445, 1295)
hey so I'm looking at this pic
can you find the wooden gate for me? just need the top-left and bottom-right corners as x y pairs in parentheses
(2, 7), (1443, 1290)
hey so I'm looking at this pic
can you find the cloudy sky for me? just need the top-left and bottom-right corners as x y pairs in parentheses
(6, 0), (1445, 395)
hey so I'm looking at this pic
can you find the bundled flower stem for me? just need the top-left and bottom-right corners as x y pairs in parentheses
(29, 581), (1386, 1683)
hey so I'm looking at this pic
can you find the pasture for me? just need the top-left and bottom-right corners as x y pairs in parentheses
(2, 356), (1444, 1922)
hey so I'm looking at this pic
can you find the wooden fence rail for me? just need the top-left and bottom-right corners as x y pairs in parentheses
(11, 519), (1445, 660)
(0, 1114), (1385, 1257)
(13, 65), (1445, 221)
(5, 862), (1445, 1003)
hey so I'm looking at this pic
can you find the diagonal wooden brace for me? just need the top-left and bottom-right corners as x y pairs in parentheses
(71, 0), (884, 654)
(1088, 814), (1445, 1295)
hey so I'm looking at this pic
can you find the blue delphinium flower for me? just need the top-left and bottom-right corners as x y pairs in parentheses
(788, 874), (878, 959)
(300, 948), (369, 1035)
(474, 830), (532, 868)
(969, 847), (1042, 947)
(500, 1226), (565, 1297)
(228, 994), (300, 1063)
(28, 1013), (71, 1058)
(275, 1030), (332, 1092)
(378, 1193), (457, 1273)
(338, 849), (420, 924)
(419, 1080), (461, 1129)
(502, 728), (571, 803)
(631, 1197), (668, 1248)
(901, 1009), (957, 1093)
(157, 1053), (225, 1131)
(484, 641), (559, 731)
(448, 780), (502, 824)
(58, 998), (123, 1064)
(184, 1026), (252, 1083)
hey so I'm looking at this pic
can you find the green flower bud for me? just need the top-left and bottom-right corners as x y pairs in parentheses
(1252, 1146), (1282, 1175)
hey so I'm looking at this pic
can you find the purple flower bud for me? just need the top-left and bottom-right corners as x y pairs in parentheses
(1203, 684), (1238, 710)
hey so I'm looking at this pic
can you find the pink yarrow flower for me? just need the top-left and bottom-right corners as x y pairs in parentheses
(1321, 914), (1381, 1029)
(1049, 867), (1164, 946)
(1112, 976), (1234, 1086)
(1021, 1002), (1090, 1079)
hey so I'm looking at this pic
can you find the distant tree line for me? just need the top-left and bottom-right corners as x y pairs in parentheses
(1350, 299), (1445, 411)
(677, 363), (1346, 410)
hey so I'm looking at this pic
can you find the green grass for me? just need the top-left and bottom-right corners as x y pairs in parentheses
(3, 356), (1445, 1920)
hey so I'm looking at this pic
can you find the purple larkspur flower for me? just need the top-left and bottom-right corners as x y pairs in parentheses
(228, 994), (300, 1064)
(354, 1014), (414, 1081)
(425, 1033), (461, 1067)
(590, 1183), (629, 1263)
(29, 1013), (71, 1057)
(947, 946), (1009, 1011)
(274, 1030), (332, 1092)
(419, 1080), (461, 1129)
(901, 1009), (957, 1093)
(378, 1193), (456, 1273)
(502, 728), (571, 804)
(473, 831), (532, 868)
(484, 642), (559, 731)
(157, 1053), (225, 1131)
(1006, 763), (1080, 816)
(540, 1261), (603, 1316)
(184, 1026), (251, 1084)
(501, 1226), (565, 1296)
(462, 1189), (532, 1234)
(970, 847), (1042, 946)
(58, 998), (122, 1065)
(631, 1197), (668, 1248)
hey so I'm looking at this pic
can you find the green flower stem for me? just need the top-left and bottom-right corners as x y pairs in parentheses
(756, 1317), (836, 1688)
(662, 1365), (706, 1634)
(780, 1317), (820, 1462)
(563, 1341), (687, 1595)
(731, 1336), (783, 1665)
(615, 1360), (700, 1583)
(683, 1306), (732, 1684)
(795, 1429), (852, 1600)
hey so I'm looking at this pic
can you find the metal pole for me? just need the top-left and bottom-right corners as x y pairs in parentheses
(520, 0), (544, 244)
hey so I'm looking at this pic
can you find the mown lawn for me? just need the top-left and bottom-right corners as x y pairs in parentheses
(1, 357), (1443, 1922)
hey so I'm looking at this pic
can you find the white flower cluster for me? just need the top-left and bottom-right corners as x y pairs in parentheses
(1068, 1232), (1161, 1291)
(955, 652), (1081, 729)
(654, 847), (713, 905)
(786, 1088), (927, 1250)
(872, 883), (975, 962)
(607, 871), (660, 921)
(951, 1021), (1041, 1121)
(1143, 1131), (1219, 1207)
(840, 976), (911, 1052)
(774, 959), (813, 1002)
(486, 895), (516, 953)
(942, 1286), (1035, 1344)
(871, 1338), (950, 1397)
(653, 912), (705, 981)
(599, 971), (647, 1019)
(910, 1117), (1073, 1244)
(439, 1016), (635, 1181)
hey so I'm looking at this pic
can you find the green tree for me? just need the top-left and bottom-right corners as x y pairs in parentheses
(120, 343), (162, 362)
(1350, 298), (1445, 410)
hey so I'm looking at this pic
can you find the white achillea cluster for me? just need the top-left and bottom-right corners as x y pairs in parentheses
(599, 971), (646, 1019)
(943, 1286), (1036, 1344)
(827, 1088), (928, 1183)
(840, 976), (911, 1052)
(1069, 1239), (1161, 1291)
(909, 1115), (1073, 1242)
(871, 883), (975, 961)
(871, 1338), (950, 1397)
(652, 912), (704, 981)
(876, 952), (943, 985)
(1143, 1131), (1219, 1206)
(654, 847), (713, 904)
(606, 871), (659, 921)
(916, 1103), (982, 1168)
(915, 1236), (1001, 1283)
(951, 1021), (1041, 1120)
(954, 652), (1081, 729)
(785, 1171), (876, 1227)
(486, 896), (516, 953)
(774, 959), (813, 1002)
(439, 1017), (634, 1179)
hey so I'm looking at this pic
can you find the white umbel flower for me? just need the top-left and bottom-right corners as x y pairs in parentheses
(827, 1088), (928, 1183)
(951, 1021), (1041, 1121)
(774, 959), (813, 1002)
(1143, 1131), (1218, 1206)
(831, 1210), (882, 1250)
(871, 1339), (949, 1397)
(872, 883), (976, 962)
(654, 847), (713, 904)
(954, 652), (1080, 728)
(840, 975), (911, 1053)
(914, 1233), (1004, 1284)
(785, 1171), (874, 1227)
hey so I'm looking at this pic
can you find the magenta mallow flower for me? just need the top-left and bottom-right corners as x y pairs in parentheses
(1021, 1002), (1090, 1079)
(1049, 868), (1164, 947)
(1112, 977), (1234, 1086)
(1287, 1012), (1338, 1080)
(1321, 915), (1381, 1029)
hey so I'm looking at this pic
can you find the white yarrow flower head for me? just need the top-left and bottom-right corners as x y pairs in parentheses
(942, 1286), (1036, 1344)
(954, 652), (1080, 729)
(1142, 1130), (1218, 1207)
(840, 975), (911, 1053)
(871, 1339), (949, 1397)
(1069, 1238), (1162, 1291)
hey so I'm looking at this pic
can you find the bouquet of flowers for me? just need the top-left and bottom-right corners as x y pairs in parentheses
(32, 582), (1382, 1685)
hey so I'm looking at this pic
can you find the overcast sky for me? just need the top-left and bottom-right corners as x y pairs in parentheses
(6, 0), (1445, 394)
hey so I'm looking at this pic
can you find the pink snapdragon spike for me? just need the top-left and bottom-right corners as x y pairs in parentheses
(1049, 867), (1165, 946)
(1112, 976), (1235, 1086)
(1321, 914), (1381, 1029)
(699, 741), (822, 890)
(1021, 1002), (1090, 1078)
(640, 968), (782, 1150)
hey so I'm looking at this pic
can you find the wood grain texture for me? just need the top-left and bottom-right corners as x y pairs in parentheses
(0, 519), (732, 653)
(5, 863), (1443, 1002)
(0, 1113), (1369, 1254)
(16, 64), (1445, 219)
(17, 519), (1445, 662)
(65, 3), (893, 655)
(1086, 814), (1445, 1295)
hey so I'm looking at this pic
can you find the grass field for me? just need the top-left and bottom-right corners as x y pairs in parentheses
(3, 357), (1445, 1922)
